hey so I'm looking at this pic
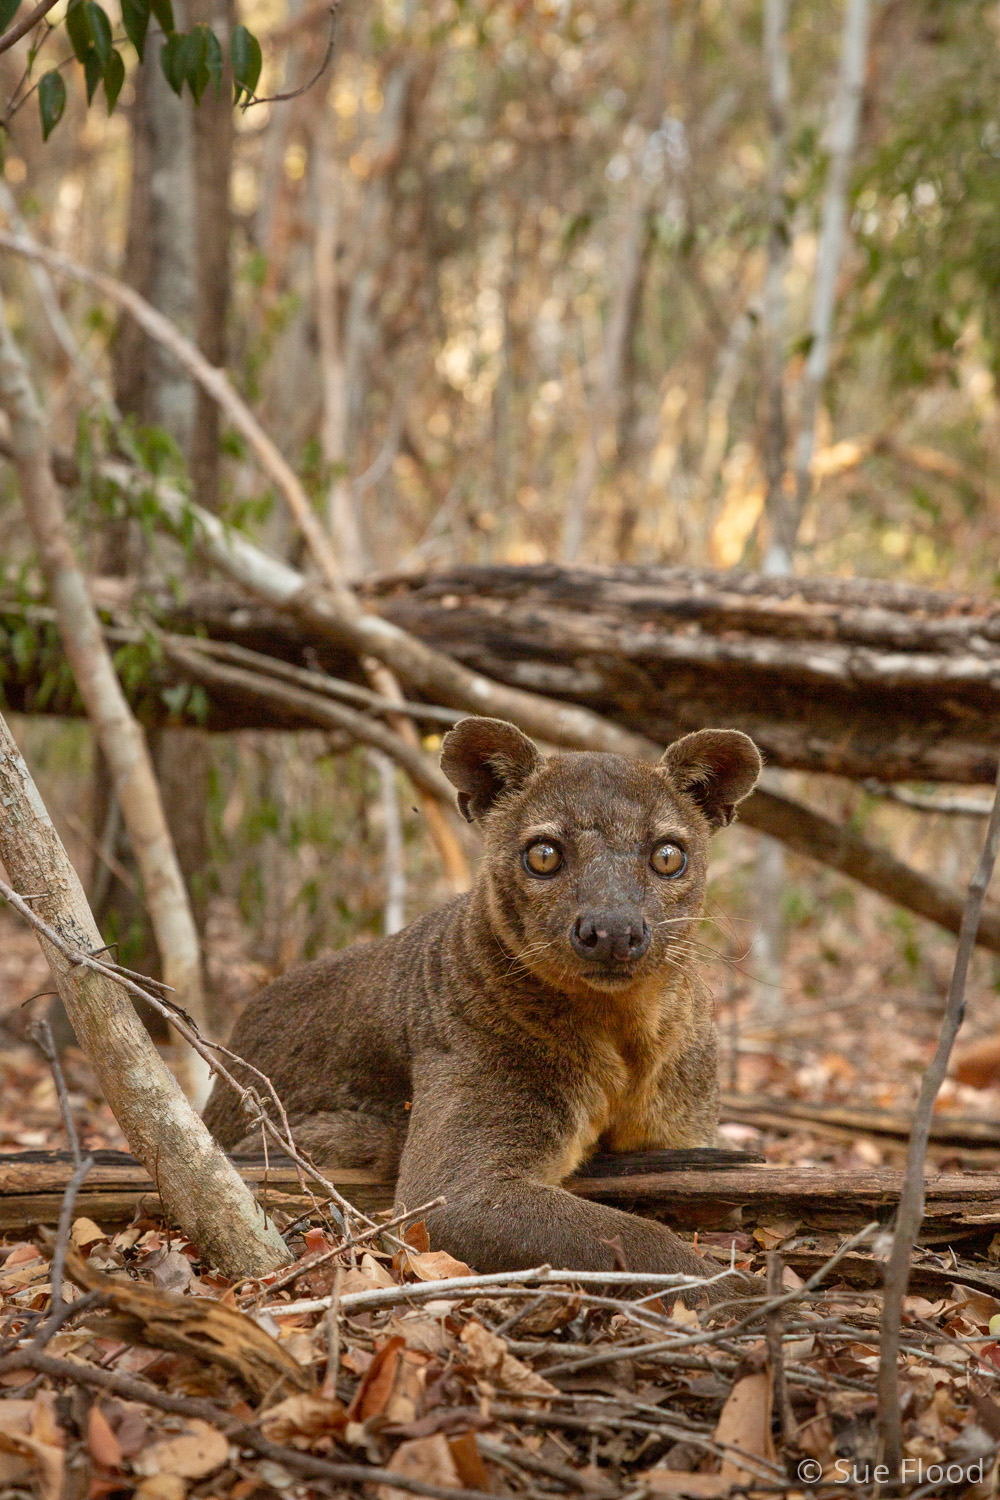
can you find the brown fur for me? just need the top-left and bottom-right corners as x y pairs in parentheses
(204, 719), (762, 1293)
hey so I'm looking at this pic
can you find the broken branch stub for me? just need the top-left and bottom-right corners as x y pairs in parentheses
(0, 712), (291, 1279)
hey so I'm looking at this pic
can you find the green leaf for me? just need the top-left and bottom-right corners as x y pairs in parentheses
(120, 0), (149, 59)
(38, 70), (66, 139)
(103, 46), (124, 111)
(83, 47), (102, 103)
(204, 23), (222, 95)
(159, 32), (184, 93)
(0, 0), (21, 36)
(85, 2), (112, 67)
(65, 0), (91, 62)
(178, 22), (207, 100)
(149, 0), (172, 34)
(230, 22), (260, 103)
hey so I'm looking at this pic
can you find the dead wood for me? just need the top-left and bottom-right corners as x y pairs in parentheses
(0, 717), (292, 1278)
(60, 1243), (312, 1397)
(721, 1094), (1000, 1147)
(5, 1153), (1000, 1241)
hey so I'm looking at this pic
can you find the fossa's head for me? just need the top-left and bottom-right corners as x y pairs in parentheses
(441, 718), (762, 998)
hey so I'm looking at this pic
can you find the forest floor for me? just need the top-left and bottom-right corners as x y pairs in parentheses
(3, 901), (1000, 1498)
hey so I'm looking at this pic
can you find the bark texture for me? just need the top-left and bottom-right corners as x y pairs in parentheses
(0, 714), (290, 1276)
(0, 302), (208, 1051)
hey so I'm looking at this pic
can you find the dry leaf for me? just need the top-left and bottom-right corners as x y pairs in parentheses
(378, 1433), (461, 1500)
(639, 1474), (730, 1497)
(135, 1475), (187, 1500)
(447, 1431), (489, 1489)
(87, 1402), (123, 1469)
(347, 1335), (406, 1421)
(260, 1394), (346, 1444)
(714, 1371), (775, 1486)
(403, 1220), (431, 1253)
(460, 1319), (559, 1397)
(133, 1419), (229, 1480)
(386, 1310), (452, 1355)
(145, 1246), (196, 1294)
(70, 1217), (107, 1249)
(0, 1390), (65, 1500)
(339, 1253), (397, 1297)
(670, 1298), (701, 1328)
(397, 1248), (473, 1282)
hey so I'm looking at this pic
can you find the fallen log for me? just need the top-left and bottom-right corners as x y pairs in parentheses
(8, 602), (1000, 953)
(721, 1095), (1000, 1148)
(6, 559), (1000, 783)
(3, 1152), (999, 1243)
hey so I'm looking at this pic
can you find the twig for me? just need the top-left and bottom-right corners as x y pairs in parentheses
(864, 780), (994, 817)
(765, 1250), (793, 1446)
(41, 1156), (94, 1325)
(158, 635), (454, 805)
(0, 1347), (507, 1500)
(0, 231), (350, 601)
(265, 1263), (731, 1320)
(876, 759), (1000, 1483)
(28, 1015), (95, 1327)
(246, 1), (341, 104)
(244, 1196), (444, 1306)
(0, 0), (60, 56)
(0, 873), (375, 1237)
(477, 1434), (619, 1496)
(30, 1017), (82, 1168)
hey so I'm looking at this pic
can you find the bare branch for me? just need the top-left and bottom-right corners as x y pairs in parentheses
(0, 719), (292, 1279)
(876, 760), (1000, 1477)
(0, 0), (59, 56)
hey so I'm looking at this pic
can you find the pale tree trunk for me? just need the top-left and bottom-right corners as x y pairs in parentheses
(314, 103), (364, 577)
(561, 12), (670, 563)
(313, 0), (420, 575)
(753, 0), (872, 1024)
(777, 0), (873, 562)
(561, 173), (654, 563)
(144, 33), (198, 452)
(753, 0), (793, 1028)
(760, 0), (791, 574)
(0, 713), (290, 1278)
(0, 293), (209, 1099)
(310, 55), (470, 894)
(370, 751), (406, 936)
(108, 36), (213, 1030)
(190, 0), (235, 515)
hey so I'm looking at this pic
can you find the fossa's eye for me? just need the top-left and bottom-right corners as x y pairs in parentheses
(523, 840), (563, 876)
(650, 842), (687, 878)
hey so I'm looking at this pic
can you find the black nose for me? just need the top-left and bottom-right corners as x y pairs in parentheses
(571, 911), (651, 964)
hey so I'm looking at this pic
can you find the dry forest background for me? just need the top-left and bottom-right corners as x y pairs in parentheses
(4, 0), (1000, 1494)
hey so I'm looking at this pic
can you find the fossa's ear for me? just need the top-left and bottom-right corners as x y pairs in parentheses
(440, 717), (543, 823)
(660, 729), (762, 830)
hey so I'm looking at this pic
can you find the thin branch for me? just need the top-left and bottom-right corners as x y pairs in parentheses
(158, 635), (456, 804)
(0, 231), (349, 601)
(876, 760), (1000, 1480)
(864, 780), (994, 817)
(0, 0), (60, 57)
(0, 872), (377, 1238)
(246, 1), (341, 105)
(30, 1017), (82, 1168)
(0, 1349), (504, 1500)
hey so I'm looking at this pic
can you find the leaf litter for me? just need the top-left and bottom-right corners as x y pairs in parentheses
(4, 915), (1000, 1495)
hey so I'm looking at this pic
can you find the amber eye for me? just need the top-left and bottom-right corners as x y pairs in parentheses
(524, 841), (563, 876)
(650, 842), (687, 878)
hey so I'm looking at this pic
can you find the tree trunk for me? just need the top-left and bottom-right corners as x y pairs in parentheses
(0, 713), (290, 1277)
(0, 296), (209, 1077)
